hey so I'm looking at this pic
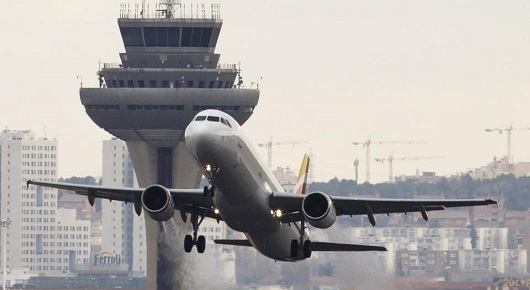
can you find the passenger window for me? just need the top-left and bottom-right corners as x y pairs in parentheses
(195, 116), (206, 121)
(207, 116), (220, 122)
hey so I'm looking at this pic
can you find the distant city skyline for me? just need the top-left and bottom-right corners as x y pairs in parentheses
(2, 1), (530, 183)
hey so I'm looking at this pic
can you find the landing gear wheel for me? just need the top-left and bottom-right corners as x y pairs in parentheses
(290, 240), (299, 258)
(184, 235), (193, 253)
(303, 240), (312, 258)
(196, 235), (206, 253)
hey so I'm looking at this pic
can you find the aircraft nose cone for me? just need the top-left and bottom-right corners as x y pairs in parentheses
(185, 121), (215, 156)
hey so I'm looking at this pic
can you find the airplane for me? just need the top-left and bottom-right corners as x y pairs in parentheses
(28, 109), (497, 261)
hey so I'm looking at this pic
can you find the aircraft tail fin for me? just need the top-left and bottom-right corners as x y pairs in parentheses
(293, 154), (310, 195)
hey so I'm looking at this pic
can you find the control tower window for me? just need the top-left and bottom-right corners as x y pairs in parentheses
(181, 28), (193, 47)
(143, 27), (181, 47)
(200, 28), (213, 47)
(191, 28), (202, 47)
(181, 27), (213, 48)
(111, 80), (117, 88)
(187, 81), (194, 88)
(118, 80), (125, 88)
(198, 81), (205, 88)
(144, 27), (157, 47)
(138, 80), (145, 88)
(217, 81), (224, 88)
(162, 80), (170, 88)
(127, 80), (134, 88)
(208, 81), (215, 88)
(120, 27), (144, 47)
(168, 27), (180, 46)
(149, 80), (157, 88)
(156, 27), (168, 46)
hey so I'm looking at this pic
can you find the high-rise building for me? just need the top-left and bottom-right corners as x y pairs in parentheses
(101, 138), (145, 275)
(0, 129), (90, 274)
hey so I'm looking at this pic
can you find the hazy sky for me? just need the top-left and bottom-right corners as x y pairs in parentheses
(2, 1), (530, 183)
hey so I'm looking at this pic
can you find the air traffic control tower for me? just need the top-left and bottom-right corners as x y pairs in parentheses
(80, 2), (259, 289)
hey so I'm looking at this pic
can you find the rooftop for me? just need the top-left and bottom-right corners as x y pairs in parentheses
(119, 1), (221, 20)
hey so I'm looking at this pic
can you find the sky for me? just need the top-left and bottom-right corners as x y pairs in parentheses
(2, 1), (530, 183)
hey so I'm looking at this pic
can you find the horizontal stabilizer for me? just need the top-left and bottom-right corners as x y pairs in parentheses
(311, 241), (387, 252)
(214, 239), (252, 247)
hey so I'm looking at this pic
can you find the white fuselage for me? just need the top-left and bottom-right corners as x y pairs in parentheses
(185, 110), (306, 261)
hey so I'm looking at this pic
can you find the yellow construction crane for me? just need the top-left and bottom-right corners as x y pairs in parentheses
(485, 123), (530, 168)
(352, 138), (426, 183)
(258, 139), (308, 168)
(375, 153), (445, 182)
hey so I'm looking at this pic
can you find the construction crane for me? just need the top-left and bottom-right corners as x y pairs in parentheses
(375, 153), (445, 182)
(352, 138), (426, 183)
(485, 123), (530, 169)
(258, 139), (308, 168)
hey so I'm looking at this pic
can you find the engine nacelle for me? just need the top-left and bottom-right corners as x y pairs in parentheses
(302, 191), (336, 229)
(141, 185), (175, 221)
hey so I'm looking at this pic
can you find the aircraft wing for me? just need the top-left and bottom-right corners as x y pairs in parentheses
(270, 192), (497, 224)
(26, 180), (215, 218)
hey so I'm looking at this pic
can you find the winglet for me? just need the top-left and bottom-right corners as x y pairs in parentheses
(293, 154), (310, 195)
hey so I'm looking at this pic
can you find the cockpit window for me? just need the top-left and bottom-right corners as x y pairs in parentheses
(225, 119), (232, 128)
(207, 116), (220, 122)
(195, 116), (206, 121)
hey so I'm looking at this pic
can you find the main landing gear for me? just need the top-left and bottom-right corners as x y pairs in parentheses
(184, 207), (207, 253)
(290, 218), (312, 258)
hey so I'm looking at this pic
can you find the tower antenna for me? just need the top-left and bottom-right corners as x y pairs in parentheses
(158, 0), (181, 18)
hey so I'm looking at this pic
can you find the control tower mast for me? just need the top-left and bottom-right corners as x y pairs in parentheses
(80, 2), (259, 289)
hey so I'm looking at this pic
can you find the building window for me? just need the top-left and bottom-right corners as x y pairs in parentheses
(118, 80), (125, 88)
(208, 81), (215, 88)
(127, 80), (134, 88)
(187, 81), (194, 88)
(162, 80), (170, 88)
(217, 81), (224, 88)
(138, 80), (145, 88)
(149, 80), (157, 88)
(198, 81), (205, 88)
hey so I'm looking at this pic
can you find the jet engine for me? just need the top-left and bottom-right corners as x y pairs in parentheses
(141, 185), (175, 221)
(301, 192), (336, 229)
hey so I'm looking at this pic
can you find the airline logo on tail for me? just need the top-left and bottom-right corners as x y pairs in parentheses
(293, 154), (310, 195)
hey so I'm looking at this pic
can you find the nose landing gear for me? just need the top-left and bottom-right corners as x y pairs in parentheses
(203, 165), (219, 197)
